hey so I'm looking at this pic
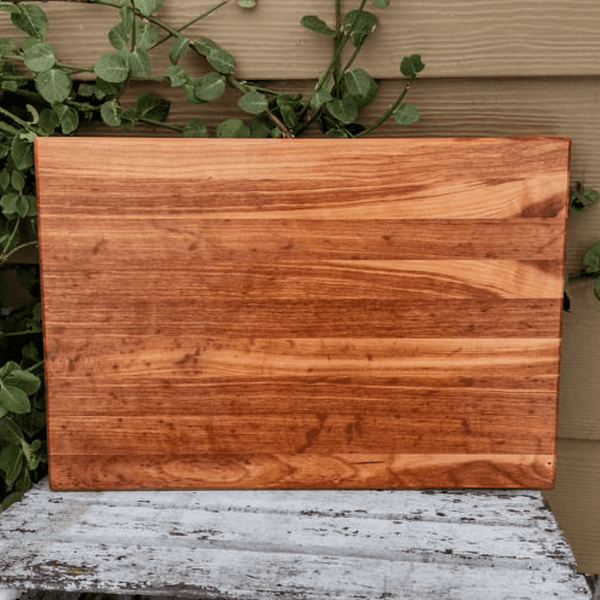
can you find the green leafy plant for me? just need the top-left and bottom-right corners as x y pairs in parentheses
(1, 0), (424, 507)
(564, 183), (600, 309)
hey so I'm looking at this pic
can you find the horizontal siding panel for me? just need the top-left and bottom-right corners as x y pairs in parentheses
(543, 438), (600, 574)
(559, 278), (600, 442)
(1, 1), (600, 77)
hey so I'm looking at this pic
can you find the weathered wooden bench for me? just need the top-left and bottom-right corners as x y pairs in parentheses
(0, 477), (592, 599)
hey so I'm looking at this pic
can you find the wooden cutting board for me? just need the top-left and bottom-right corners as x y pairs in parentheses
(35, 137), (570, 490)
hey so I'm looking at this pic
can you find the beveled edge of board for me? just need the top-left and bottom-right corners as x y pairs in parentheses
(48, 453), (556, 491)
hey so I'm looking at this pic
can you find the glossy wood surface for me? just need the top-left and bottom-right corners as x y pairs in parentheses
(35, 137), (570, 490)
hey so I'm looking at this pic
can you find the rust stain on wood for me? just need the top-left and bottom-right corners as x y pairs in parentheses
(34, 137), (570, 490)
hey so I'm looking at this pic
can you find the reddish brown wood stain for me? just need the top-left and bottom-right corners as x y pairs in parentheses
(34, 137), (570, 490)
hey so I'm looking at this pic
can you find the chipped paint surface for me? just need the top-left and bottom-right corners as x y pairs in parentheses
(0, 479), (591, 599)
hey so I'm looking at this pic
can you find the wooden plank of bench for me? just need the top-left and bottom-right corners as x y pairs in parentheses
(0, 478), (591, 599)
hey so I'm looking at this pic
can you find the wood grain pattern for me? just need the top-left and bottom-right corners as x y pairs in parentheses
(34, 137), (570, 489)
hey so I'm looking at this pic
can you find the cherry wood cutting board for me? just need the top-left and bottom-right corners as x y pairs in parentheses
(35, 137), (570, 490)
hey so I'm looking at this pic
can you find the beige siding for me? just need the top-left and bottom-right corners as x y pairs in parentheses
(543, 439), (600, 575)
(2, 1), (600, 77)
(1, 0), (600, 575)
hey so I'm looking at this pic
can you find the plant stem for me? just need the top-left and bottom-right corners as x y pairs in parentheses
(226, 76), (295, 138)
(0, 105), (34, 130)
(0, 329), (43, 338)
(130, 0), (137, 52)
(333, 0), (343, 88)
(25, 361), (44, 373)
(149, 0), (230, 51)
(341, 42), (362, 72)
(1, 241), (38, 265)
(137, 117), (182, 132)
(0, 121), (18, 135)
(355, 81), (411, 137)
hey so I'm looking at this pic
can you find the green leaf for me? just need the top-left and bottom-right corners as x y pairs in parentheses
(94, 52), (129, 83)
(1, 193), (20, 218)
(400, 53), (425, 79)
(326, 128), (351, 138)
(136, 21), (159, 51)
(120, 107), (136, 130)
(0, 381), (31, 414)
(343, 10), (378, 46)
(279, 104), (298, 128)
(22, 342), (39, 362)
(0, 4), (20, 14)
(238, 90), (268, 115)
(182, 119), (208, 138)
(133, 92), (170, 121)
(108, 22), (129, 50)
(342, 67), (377, 107)
(100, 99), (122, 126)
(310, 89), (333, 110)
(371, 0), (390, 7)
(0, 169), (9, 191)
(300, 15), (335, 37)
(166, 64), (189, 87)
(594, 277), (600, 303)
(11, 5), (48, 40)
(238, 0), (257, 6)
(10, 170), (25, 192)
(38, 108), (59, 134)
(53, 103), (79, 135)
(0, 37), (16, 60)
(36, 68), (72, 104)
(23, 42), (55, 73)
(216, 118), (250, 138)
(582, 240), (600, 274)
(194, 38), (219, 55)
(10, 136), (33, 171)
(21, 439), (31, 462)
(249, 114), (271, 138)
(4, 369), (41, 395)
(119, 6), (134, 32)
(0, 444), (24, 485)
(1, 491), (25, 511)
(207, 47), (236, 74)
(194, 72), (225, 102)
(133, 0), (164, 17)
(169, 35), (189, 64)
(95, 78), (122, 99)
(394, 103), (420, 125)
(126, 48), (151, 77)
(0, 417), (24, 445)
(327, 96), (359, 124)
